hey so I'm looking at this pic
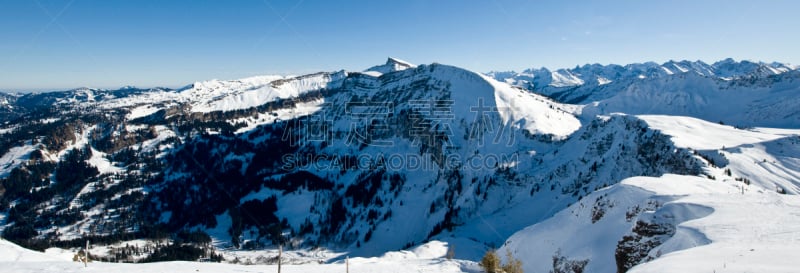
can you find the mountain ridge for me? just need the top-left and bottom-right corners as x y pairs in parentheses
(489, 58), (796, 88)
(0, 58), (798, 272)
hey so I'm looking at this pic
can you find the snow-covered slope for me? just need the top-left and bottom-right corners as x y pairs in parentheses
(186, 73), (346, 113)
(500, 115), (800, 273)
(581, 72), (800, 128)
(0, 239), (476, 273)
(638, 115), (800, 194)
(93, 73), (345, 115)
(501, 174), (800, 273)
(0, 143), (36, 178)
(628, 176), (800, 273)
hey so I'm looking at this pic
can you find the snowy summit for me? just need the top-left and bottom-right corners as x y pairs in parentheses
(364, 57), (417, 76)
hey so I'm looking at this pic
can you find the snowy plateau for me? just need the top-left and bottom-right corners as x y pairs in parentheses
(0, 58), (799, 273)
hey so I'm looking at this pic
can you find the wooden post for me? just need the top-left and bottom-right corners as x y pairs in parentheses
(84, 240), (89, 267)
(346, 255), (349, 273)
(278, 244), (282, 273)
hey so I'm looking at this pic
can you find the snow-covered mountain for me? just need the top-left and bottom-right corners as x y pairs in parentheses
(364, 57), (416, 75)
(580, 71), (800, 128)
(0, 58), (799, 272)
(0, 93), (19, 120)
(490, 58), (797, 90)
(489, 59), (798, 105)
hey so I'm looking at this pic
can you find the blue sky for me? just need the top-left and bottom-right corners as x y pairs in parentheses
(1, 0), (799, 91)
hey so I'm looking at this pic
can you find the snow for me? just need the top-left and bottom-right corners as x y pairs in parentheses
(361, 71), (383, 77)
(671, 63), (689, 73)
(639, 115), (800, 194)
(386, 57), (415, 68)
(481, 74), (582, 138)
(502, 174), (800, 273)
(597, 76), (612, 85)
(94, 74), (340, 115)
(126, 105), (162, 120)
(38, 118), (60, 124)
(189, 74), (331, 113)
(275, 191), (317, 229)
(0, 127), (13, 135)
(751, 127), (800, 136)
(409, 64), (581, 139)
(49, 126), (88, 159)
(0, 239), (476, 273)
(549, 70), (585, 87)
(0, 143), (36, 178)
(364, 57), (417, 75)
(629, 176), (800, 273)
(637, 115), (788, 150)
(138, 125), (177, 153)
(580, 71), (800, 128)
(490, 59), (798, 106)
(88, 148), (125, 174)
(496, 114), (800, 272)
(497, 114), (799, 273)
(0, 239), (63, 263)
(229, 100), (325, 134)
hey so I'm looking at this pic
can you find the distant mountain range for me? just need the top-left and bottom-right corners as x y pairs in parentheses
(489, 59), (800, 128)
(489, 59), (797, 100)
